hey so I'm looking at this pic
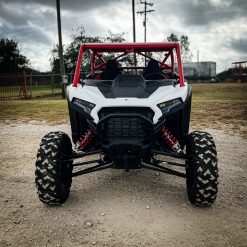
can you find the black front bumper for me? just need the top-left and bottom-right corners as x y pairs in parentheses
(98, 113), (154, 169)
(93, 107), (163, 169)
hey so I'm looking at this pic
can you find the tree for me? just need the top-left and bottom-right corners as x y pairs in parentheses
(104, 31), (125, 43)
(166, 33), (192, 62)
(50, 46), (66, 75)
(66, 27), (102, 74)
(50, 27), (134, 75)
(50, 27), (102, 75)
(0, 38), (29, 73)
(104, 31), (134, 66)
(167, 33), (179, 43)
(180, 35), (192, 62)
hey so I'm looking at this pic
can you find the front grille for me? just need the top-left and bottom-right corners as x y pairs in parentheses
(101, 117), (147, 138)
(98, 107), (154, 143)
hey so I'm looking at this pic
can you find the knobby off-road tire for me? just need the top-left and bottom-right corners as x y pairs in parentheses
(35, 132), (73, 205)
(186, 131), (218, 206)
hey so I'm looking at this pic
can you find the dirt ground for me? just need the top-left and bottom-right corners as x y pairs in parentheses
(0, 123), (246, 247)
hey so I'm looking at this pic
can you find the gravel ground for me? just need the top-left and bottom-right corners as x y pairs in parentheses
(0, 123), (246, 247)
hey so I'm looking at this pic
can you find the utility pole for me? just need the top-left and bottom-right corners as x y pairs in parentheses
(132, 0), (136, 43)
(56, 0), (66, 98)
(137, 1), (155, 42)
(132, 0), (137, 68)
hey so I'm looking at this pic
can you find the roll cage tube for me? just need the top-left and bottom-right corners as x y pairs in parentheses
(72, 42), (185, 87)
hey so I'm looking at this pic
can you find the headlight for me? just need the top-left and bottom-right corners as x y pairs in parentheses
(73, 98), (95, 113)
(157, 98), (182, 111)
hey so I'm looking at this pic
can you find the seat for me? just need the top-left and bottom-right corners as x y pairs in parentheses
(101, 59), (122, 80)
(143, 59), (164, 80)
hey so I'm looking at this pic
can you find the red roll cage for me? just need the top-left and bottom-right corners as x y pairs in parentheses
(72, 42), (185, 87)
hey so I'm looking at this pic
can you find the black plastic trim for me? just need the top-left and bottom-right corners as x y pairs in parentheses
(83, 74), (178, 98)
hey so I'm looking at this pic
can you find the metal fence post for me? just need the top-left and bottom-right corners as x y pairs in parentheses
(23, 70), (28, 99)
(52, 72), (55, 95)
(30, 71), (33, 98)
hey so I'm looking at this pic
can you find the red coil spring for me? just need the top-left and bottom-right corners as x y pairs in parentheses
(76, 129), (94, 151)
(160, 127), (181, 152)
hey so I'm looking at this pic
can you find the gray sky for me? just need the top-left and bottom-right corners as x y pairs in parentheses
(0, 0), (246, 72)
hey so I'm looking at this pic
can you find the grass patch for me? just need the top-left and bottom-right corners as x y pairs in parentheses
(191, 83), (247, 101)
(190, 83), (247, 136)
(31, 85), (62, 97)
(191, 101), (247, 136)
(0, 99), (68, 124)
(0, 85), (62, 98)
(0, 83), (246, 136)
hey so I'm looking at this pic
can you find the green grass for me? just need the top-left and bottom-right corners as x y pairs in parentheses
(0, 99), (68, 124)
(31, 85), (62, 97)
(191, 83), (247, 101)
(189, 83), (247, 137)
(0, 83), (246, 136)
(0, 84), (62, 98)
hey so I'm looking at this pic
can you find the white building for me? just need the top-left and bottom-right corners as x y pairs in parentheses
(182, 61), (216, 78)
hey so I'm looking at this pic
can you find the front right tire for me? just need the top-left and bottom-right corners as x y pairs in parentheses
(186, 131), (218, 206)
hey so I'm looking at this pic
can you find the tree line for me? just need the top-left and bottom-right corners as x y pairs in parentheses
(0, 27), (192, 74)
(0, 39), (29, 73)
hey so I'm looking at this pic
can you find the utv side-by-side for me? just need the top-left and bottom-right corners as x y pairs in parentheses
(35, 42), (218, 207)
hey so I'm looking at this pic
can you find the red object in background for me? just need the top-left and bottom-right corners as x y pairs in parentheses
(72, 42), (185, 88)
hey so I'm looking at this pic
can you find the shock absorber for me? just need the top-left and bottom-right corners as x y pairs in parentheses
(160, 127), (182, 153)
(75, 129), (94, 151)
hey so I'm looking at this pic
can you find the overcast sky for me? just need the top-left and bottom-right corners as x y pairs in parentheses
(0, 0), (246, 72)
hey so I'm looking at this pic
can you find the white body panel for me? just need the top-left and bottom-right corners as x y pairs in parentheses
(67, 82), (188, 124)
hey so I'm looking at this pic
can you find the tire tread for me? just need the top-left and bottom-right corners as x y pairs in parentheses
(186, 131), (218, 207)
(35, 132), (72, 205)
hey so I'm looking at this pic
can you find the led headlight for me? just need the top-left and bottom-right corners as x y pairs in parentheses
(157, 98), (182, 111)
(73, 98), (95, 113)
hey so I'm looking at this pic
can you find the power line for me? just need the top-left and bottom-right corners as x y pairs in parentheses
(137, 0), (155, 42)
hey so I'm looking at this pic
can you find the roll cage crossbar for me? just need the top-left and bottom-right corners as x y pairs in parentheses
(72, 42), (185, 87)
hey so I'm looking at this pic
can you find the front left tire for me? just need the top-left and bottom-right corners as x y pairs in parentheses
(35, 132), (73, 205)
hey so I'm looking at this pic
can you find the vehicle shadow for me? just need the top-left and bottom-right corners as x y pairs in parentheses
(65, 167), (189, 208)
